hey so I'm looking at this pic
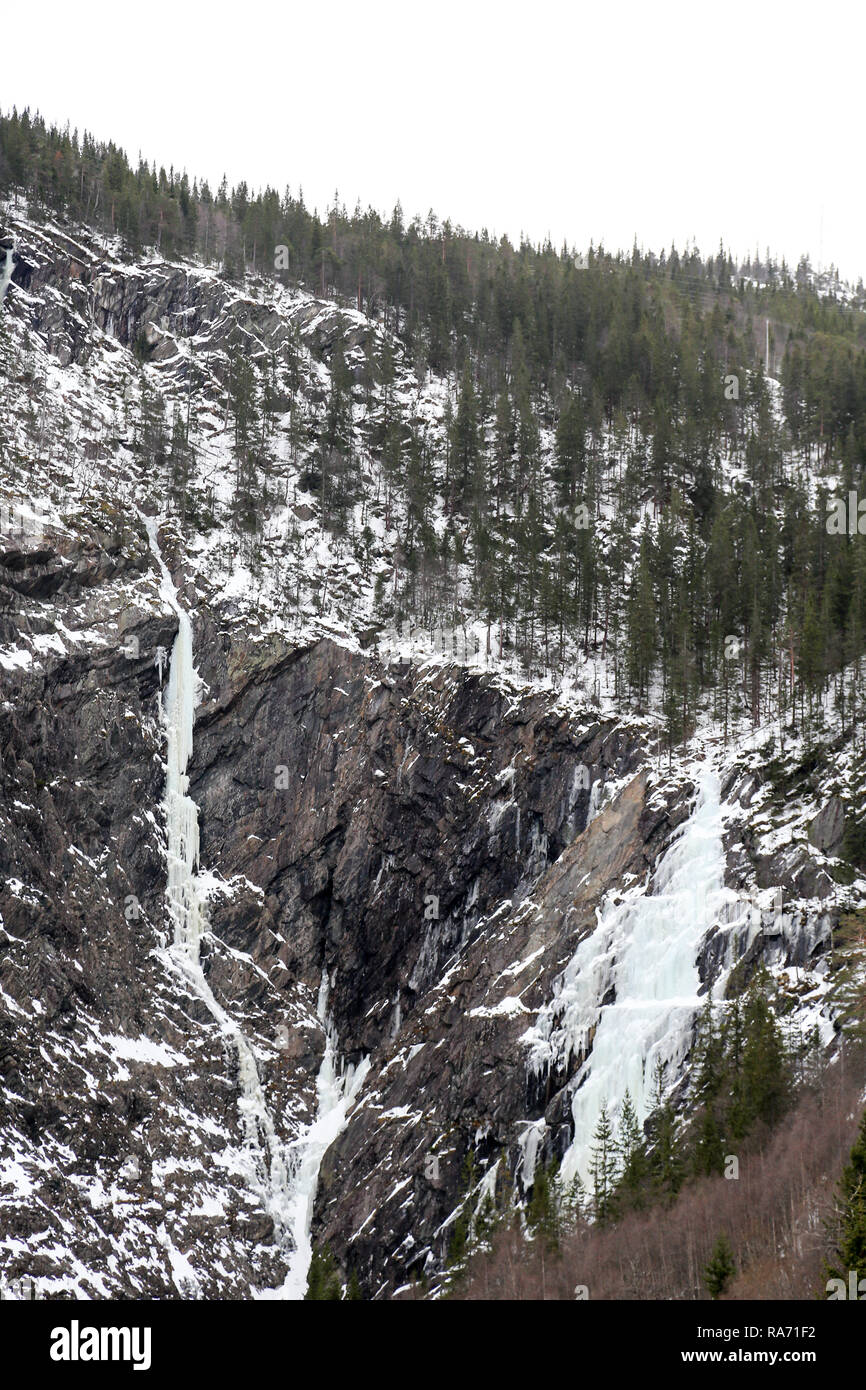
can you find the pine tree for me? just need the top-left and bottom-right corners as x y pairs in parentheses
(321, 337), (355, 531)
(800, 587), (825, 716)
(648, 1059), (684, 1202)
(827, 911), (866, 1041)
(693, 995), (724, 1104)
(626, 533), (657, 702)
(691, 995), (728, 1176)
(492, 386), (513, 517)
(554, 388), (586, 506)
(730, 972), (790, 1139)
(451, 359), (482, 515)
(168, 405), (194, 523)
(703, 1234), (736, 1299)
(226, 337), (260, 532)
(525, 1160), (558, 1248)
(557, 1170), (588, 1228)
(616, 1089), (649, 1207)
(589, 1105), (619, 1223)
(693, 1106), (726, 1178)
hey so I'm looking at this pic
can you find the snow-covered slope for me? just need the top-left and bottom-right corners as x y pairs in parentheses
(1, 205), (864, 1299)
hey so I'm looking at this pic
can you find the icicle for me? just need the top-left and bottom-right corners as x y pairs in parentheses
(144, 516), (205, 958)
(585, 777), (602, 827)
(0, 242), (17, 307)
(145, 517), (290, 1246)
(517, 1118), (547, 1191)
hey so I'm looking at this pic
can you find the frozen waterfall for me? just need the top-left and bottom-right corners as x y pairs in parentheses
(527, 769), (727, 1191)
(149, 530), (206, 956)
(144, 516), (292, 1229)
(144, 515), (366, 1297)
(0, 243), (16, 307)
(266, 972), (370, 1300)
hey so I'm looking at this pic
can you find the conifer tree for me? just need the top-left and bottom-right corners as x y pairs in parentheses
(827, 912), (866, 1041)
(554, 389), (586, 507)
(589, 1105), (619, 1223)
(526, 1159), (560, 1249)
(616, 1089), (649, 1207)
(168, 405), (194, 523)
(451, 359), (482, 515)
(648, 1060), (684, 1202)
(703, 1234), (736, 1299)
(730, 972), (790, 1140)
(627, 535), (657, 703)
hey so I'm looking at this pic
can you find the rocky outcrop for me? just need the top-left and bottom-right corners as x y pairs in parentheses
(192, 636), (646, 1046)
(311, 768), (660, 1296)
(6, 216), (373, 388)
(808, 795), (846, 855)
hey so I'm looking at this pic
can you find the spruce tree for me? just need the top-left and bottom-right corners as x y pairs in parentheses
(589, 1105), (619, 1223)
(527, 1159), (560, 1249)
(616, 1089), (649, 1208)
(703, 1234), (736, 1299)
(451, 359), (482, 515)
(692, 995), (728, 1176)
(647, 1060), (684, 1202)
(730, 972), (790, 1139)
(626, 534), (657, 702)
(828, 912), (866, 1042)
(827, 1109), (866, 1285)
(554, 389), (586, 507)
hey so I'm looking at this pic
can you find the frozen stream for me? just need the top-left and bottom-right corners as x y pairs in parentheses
(145, 515), (366, 1296)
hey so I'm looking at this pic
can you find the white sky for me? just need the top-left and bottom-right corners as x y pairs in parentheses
(6, 0), (866, 281)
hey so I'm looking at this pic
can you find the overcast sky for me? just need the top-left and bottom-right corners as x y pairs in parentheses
(6, 0), (865, 281)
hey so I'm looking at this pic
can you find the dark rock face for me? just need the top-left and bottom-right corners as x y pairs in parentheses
(192, 636), (646, 1050)
(808, 796), (845, 855)
(184, 637), (659, 1295)
(311, 768), (657, 1296)
(0, 498), (646, 1296)
(8, 221), (371, 386)
(0, 521), (845, 1298)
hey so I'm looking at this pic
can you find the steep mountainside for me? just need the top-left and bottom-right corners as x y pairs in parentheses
(1, 198), (864, 1299)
